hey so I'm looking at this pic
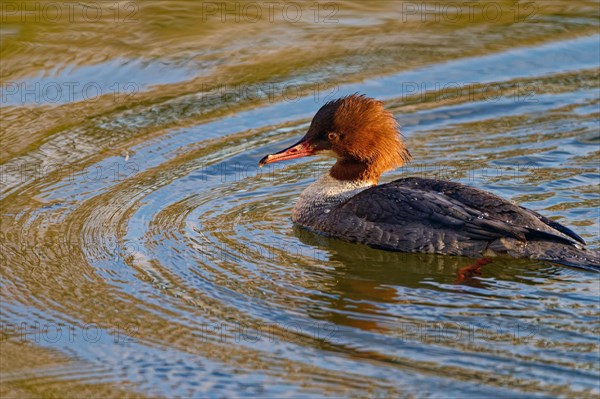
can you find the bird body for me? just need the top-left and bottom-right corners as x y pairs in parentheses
(260, 95), (599, 271)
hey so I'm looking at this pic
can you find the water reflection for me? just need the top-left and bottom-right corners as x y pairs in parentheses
(2, 0), (599, 397)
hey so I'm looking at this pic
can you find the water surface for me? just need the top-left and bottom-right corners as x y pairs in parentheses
(1, 1), (599, 398)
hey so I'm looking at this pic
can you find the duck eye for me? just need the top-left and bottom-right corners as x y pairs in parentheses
(328, 132), (337, 141)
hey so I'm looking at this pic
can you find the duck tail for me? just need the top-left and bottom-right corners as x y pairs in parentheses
(536, 245), (600, 272)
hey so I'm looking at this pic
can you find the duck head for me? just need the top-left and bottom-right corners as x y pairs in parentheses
(259, 94), (411, 183)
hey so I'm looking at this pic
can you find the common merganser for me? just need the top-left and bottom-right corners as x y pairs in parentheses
(259, 95), (599, 271)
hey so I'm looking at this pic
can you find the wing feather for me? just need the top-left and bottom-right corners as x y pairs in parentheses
(322, 177), (582, 254)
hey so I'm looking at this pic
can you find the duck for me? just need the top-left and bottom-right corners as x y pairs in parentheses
(259, 94), (599, 271)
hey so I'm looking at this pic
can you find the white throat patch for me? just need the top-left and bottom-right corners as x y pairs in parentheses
(291, 173), (373, 223)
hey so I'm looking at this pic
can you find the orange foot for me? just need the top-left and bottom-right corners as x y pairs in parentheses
(455, 258), (492, 284)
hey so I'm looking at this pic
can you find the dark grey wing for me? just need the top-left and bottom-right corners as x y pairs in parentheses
(388, 178), (585, 245)
(322, 178), (582, 256)
(518, 206), (585, 245)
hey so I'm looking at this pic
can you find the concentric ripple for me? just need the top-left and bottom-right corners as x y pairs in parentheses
(2, 16), (599, 398)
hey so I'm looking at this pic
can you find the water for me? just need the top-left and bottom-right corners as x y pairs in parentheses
(1, 1), (599, 397)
